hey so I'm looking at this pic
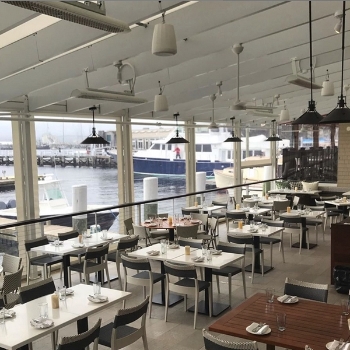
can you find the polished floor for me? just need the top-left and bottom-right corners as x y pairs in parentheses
(31, 221), (342, 350)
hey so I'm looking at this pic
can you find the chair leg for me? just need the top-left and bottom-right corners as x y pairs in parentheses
(142, 331), (149, 350)
(315, 225), (318, 245)
(216, 275), (220, 294)
(105, 265), (111, 289)
(43, 264), (48, 279)
(228, 274), (232, 307)
(68, 267), (72, 288)
(269, 242), (273, 267)
(116, 262), (122, 290)
(194, 290), (198, 329)
(261, 251), (264, 277)
(164, 278), (169, 322)
(306, 232), (310, 250)
(85, 274), (89, 285)
(241, 268), (247, 299)
(149, 283), (153, 318)
(143, 286), (146, 299)
(280, 240), (285, 263)
(251, 251), (255, 283)
(322, 220), (325, 242)
(299, 233), (302, 255)
(209, 284), (212, 317)
(123, 278), (127, 309)
(26, 256), (30, 285)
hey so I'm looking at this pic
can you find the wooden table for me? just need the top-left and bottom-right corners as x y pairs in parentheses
(209, 293), (348, 350)
(228, 225), (283, 274)
(0, 284), (131, 350)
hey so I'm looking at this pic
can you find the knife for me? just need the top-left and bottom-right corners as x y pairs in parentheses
(252, 323), (266, 333)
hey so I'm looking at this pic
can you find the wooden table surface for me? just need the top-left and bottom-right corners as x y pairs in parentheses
(209, 293), (349, 350)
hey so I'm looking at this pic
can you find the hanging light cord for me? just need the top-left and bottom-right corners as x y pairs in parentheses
(158, 1), (166, 23)
(341, 0), (346, 100)
(174, 112), (179, 137)
(309, 1), (313, 103)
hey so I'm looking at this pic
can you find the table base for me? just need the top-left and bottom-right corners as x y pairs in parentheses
(188, 300), (229, 317)
(89, 273), (119, 285)
(152, 292), (183, 307)
(292, 242), (317, 250)
(245, 264), (273, 275)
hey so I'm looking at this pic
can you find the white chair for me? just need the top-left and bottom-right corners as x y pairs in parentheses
(283, 216), (309, 254)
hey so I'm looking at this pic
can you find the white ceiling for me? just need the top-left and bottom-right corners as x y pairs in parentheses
(0, 1), (349, 127)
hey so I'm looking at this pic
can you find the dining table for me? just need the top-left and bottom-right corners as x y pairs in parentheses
(227, 208), (272, 216)
(31, 232), (127, 287)
(279, 210), (325, 250)
(129, 243), (244, 316)
(209, 292), (349, 350)
(183, 205), (225, 214)
(228, 224), (284, 274)
(0, 283), (131, 350)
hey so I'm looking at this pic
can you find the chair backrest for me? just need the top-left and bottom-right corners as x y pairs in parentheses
(273, 200), (290, 212)
(262, 219), (284, 228)
(164, 261), (197, 279)
(242, 195), (252, 199)
(217, 241), (246, 255)
(243, 200), (257, 208)
(202, 329), (258, 350)
(2, 266), (23, 308)
(124, 218), (134, 235)
(148, 213), (168, 218)
(293, 196), (300, 207)
(284, 277), (328, 303)
(181, 208), (199, 215)
(121, 254), (151, 272)
(2, 254), (22, 274)
(209, 217), (218, 232)
(176, 224), (198, 239)
(132, 225), (149, 240)
(110, 297), (149, 349)
(20, 277), (56, 303)
(117, 235), (139, 251)
(283, 216), (306, 227)
(320, 196), (336, 201)
(314, 200), (325, 207)
(58, 230), (79, 241)
(212, 200), (228, 208)
(305, 206), (324, 211)
(57, 318), (101, 350)
(178, 238), (203, 249)
(191, 213), (208, 231)
(227, 234), (253, 245)
(7, 199), (16, 208)
(24, 236), (49, 252)
(226, 212), (247, 221)
(85, 243), (109, 261)
(0, 201), (7, 209)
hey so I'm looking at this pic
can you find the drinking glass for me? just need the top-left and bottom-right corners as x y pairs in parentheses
(102, 230), (107, 239)
(250, 221), (254, 229)
(60, 286), (66, 301)
(266, 288), (274, 303)
(206, 250), (212, 262)
(160, 239), (167, 254)
(93, 282), (101, 296)
(276, 312), (286, 331)
(341, 300), (350, 315)
(202, 243), (207, 257)
(261, 224), (267, 232)
(39, 302), (48, 320)
(0, 307), (5, 324)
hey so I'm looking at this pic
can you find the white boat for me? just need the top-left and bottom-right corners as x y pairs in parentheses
(0, 174), (118, 230)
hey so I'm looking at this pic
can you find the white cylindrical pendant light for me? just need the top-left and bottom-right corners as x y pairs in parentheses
(152, 23), (177, 56)
(321, 80), (335, 96)
(280, 101), (290, 122)
(154, 94), (168, 112)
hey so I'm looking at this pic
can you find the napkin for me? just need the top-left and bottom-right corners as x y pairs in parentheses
(248, 322), (269, 334)
(329, 340), (350, 350)
(279, 294), (297, 303)
(88, 295), (108, 303)
(191, 256), (204, 262)
(0, 309), (16, 318)
(147, 250), (160, 256)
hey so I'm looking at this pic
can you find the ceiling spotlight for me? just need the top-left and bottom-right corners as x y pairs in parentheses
(334, 10), (343, 33)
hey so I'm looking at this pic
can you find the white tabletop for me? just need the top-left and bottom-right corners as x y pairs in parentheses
(228, 225), (283, 237)
(258, 198), (289, 204)
(0, 284), (131, 350)
(342, 191), (350, 196)
(227, 208), (271, 215)
(128, 243), (196, 261)
(268, 189), (320, 195)
(324, 200), (350, 207)
(279, 210), (325, 218)
(31, 232), (127, 256)
(184, 205), (225, 213)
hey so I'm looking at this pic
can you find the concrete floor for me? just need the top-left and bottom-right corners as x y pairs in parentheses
(29, 220), (342, 350)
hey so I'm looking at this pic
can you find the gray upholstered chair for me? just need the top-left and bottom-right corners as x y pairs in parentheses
(0, 266), (23, 309)
(176, 224), (199, 239)
(20, 277), (56, 304)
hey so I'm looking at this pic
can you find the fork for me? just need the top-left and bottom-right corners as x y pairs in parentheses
(252, 322), (266, 333)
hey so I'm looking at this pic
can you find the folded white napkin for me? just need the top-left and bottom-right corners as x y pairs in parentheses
(279, 294), (297, 303)
(257, 325), (269, 334)
(329, 341), (350, 350)
(0, 309), (16, 318)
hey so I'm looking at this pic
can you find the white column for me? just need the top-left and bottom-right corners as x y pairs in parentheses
(11, 112), (40, 279)
(116, 114), (135, 232)
(233, 122), (242, 203)
(185, 122), (196, 206)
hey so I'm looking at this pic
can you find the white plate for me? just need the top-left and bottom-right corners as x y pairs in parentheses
(147, 223), (157, 227)
(87, 295), (108, 303)
(144, 220), (151, 223)
(65, 288), (74, 296)
(191, 257), (204, 262)
(277, 295), (299, 304)
(246, 323), (271, 335)
(211, 250), (222, 255)
(326, 341), (344, 350)
(50, 241), (63, 246)
(0, 309), (16, 318)
(147, 250), (160, 256)
(249, 229), (258, 233)
(30, 318), (54, 329)
(190, 220), (200, 223)
(168, 244), (179, 249)
(100, 236), (113, 241)
(71, 243), (85, 248)
(85, 234), (92, 238)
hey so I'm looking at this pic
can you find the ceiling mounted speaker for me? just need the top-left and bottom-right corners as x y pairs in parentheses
(154, 94), (168, 112)
(280, 108), (290, 123)
(3, 1), (131, 33)
(321, 70), (334, 96)
(152, 22), (177, 56)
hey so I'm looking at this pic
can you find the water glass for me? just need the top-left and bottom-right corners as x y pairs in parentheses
(266, 288), (274, 303)
(202, 244), (207, 257)
(160, 239), (167, 254)
(250, 221), (254, 229)
(0, 307), (5, 324)
(39, 302), (48, 320)
(102, 230), (107, 239)
(341, 300), (350, 315)
(206, 250), (212, 262)
(93, 282), (101, 296)
(261, 224), (267, 232)
(276, 312), (286, 331)
(60, 286), (66, 301)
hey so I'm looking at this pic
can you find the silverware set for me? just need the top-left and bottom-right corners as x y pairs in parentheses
(252, 322), (266, 333)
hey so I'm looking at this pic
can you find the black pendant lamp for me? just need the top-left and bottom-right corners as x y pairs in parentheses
(166, 113), (189, 144)
(321, 1), (350, 124)
(81, 106), (110, 145)
(292, 1), (323, 125)
(224, 117), (242, 142)
(266, 119), (282, 141)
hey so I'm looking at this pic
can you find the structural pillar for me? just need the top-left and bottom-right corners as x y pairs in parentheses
(116, 114), (135, 232)
(11, 112), (40, 279)
(185, 122), (196, 206)
(233, 122), (242, 202)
